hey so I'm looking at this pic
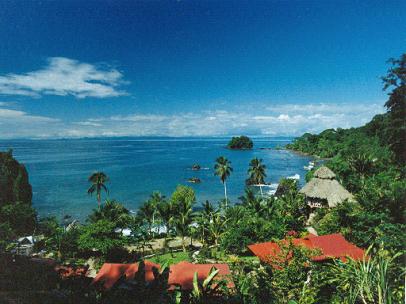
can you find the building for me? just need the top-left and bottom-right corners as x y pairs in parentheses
(92, 260), (161, 289)
(299, 166), (354, 209)
(248, 233), (365, 263)
(92, 260), (233, 290)
(167, 261), (233, 290)
(14, 236), (37, 256)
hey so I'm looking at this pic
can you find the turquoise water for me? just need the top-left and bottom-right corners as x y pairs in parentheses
(0, 137), (312, 220)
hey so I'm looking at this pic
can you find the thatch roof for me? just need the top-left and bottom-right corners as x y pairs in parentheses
(299, 166), (354, 207)
(313, 166), (336, 179)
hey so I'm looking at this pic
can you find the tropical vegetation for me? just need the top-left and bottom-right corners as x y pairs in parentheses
(0, 54), (404, 303)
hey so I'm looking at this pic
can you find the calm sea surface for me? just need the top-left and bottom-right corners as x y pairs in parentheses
(0, 137), (312, 220)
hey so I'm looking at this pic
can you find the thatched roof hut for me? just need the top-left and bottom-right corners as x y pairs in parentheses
(300, 166), (354, 208)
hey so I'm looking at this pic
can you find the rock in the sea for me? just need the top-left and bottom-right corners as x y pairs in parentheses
(188, 177), (201, 183)
(191, 164), (201, 170)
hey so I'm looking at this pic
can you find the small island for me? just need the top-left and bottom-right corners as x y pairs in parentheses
(227, 135), (253, 150)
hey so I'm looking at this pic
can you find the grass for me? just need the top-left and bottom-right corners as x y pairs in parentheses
(238, 255), (260, 262)
(150, 251), (191, 265)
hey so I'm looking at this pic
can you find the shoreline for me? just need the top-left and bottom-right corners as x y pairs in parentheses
(285, 147), (332, 161)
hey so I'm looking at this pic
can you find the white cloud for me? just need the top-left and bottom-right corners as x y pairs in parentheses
(0, 57), (127, 98)
(0, 108), (59, 123)
(0, 103), (61, 138)
(0, 102), (385, 139)
(55, 102), (384, 138)
(73, 121), (103, 127)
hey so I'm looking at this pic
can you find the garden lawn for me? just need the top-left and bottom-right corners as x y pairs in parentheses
(150, 251), (191, 265)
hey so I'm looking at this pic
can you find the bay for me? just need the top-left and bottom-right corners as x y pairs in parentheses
(0, 137), (312, 220)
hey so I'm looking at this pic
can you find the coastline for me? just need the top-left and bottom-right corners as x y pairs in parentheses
(5, 137), (310, 221)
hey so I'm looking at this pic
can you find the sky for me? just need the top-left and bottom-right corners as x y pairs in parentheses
(0, 0), (405, 139)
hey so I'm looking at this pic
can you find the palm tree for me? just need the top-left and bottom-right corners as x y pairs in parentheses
(88, 199), (131, 229)
(156, 200), (173, 237)
(214, 156), (233, 207)
(196, 201), (215, 245)
(246, 158), (267, 197)
(149, 191), (164, 233)
(247, 157), (267, 184)
(239, 187), (263, 214)
(174, 198), (194, 252)
(208, 211), (228, 246)
(138, 200), (156, 238)
(171, 185), (196, 252)
(87, 172), (109, 209)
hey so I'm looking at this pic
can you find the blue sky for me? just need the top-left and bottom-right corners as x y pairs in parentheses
(0, 0), (405, 138)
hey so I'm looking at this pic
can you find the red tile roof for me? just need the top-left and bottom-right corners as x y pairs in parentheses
(92, 260), (160, 289)
(168, 261), (233, 290)
(248, 233), (365, 263)
(92, 260), (233, 291)
(55, 265), (88, 279)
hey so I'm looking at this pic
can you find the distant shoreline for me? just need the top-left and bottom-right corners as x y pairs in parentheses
(0, 136), (296, 142)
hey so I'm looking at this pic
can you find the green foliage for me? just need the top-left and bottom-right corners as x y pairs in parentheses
(138, 199), (157, 237)
(232, 242), (324, 304)
(171, 185), (196, 251)
(231, 260), (273, 304)
(156, 198), (175, 237)
(35, 216), (81, 259)
(221, 206), (286, 254)
(78, 219), (126, 256)
(190, 266), (229, 304)
(218, 179), (307, 255)
(381, 53), (406, 164)
(265, 241), (317, 304)
(329, 247), (403, 304)
(227, 135), (253, 149)
(88, 199), (131, 229)
(137, 192), (166, 238)
(0, 202), (36, 237)
(285, 67), (406, 258)
(239, 188), (263, 214)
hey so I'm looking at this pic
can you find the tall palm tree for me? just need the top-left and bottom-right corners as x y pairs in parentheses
(87, 172), (109, 209)
(149, 191), (164, 233)
(214, 156), (233, 207)
(246, 158), (267, 197)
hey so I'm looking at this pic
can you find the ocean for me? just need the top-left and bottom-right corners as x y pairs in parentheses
(0, 137), (312, 221)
